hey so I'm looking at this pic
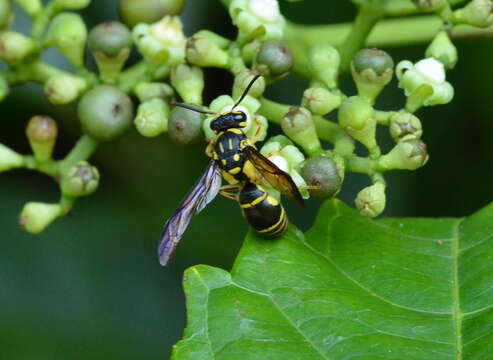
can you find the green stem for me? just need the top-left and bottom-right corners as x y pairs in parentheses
(31, 1), (59, 40)
(59, 135), (99, 174)
(338, 1), (384, 71)
(22, 156), (59, 177)
(346, 155), (377, 174)
(117, 61), (152, 93)
(8, 59), (70, 84)
(374, 110), (397, 126)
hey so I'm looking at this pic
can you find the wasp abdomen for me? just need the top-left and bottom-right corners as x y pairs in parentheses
(239, 182), (288, 238)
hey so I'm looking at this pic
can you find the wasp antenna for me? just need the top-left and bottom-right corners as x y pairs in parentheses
(172, 102), (217, 115)
(231, 74), (262, 110)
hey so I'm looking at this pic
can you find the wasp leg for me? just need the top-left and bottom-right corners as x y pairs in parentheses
(250, 116), (265, 144)
(205, 141), (215, 158)
(299, 185), (321, 190)
(219, 184), (241, 201)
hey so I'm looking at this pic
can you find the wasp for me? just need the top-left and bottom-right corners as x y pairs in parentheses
(158, 75), (303, 266)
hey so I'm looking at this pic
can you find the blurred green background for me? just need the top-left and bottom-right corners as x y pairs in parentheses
(1, 1), (493, 359)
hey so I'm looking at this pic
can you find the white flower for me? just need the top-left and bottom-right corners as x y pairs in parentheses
(396, 57), (454, 106)
(230, 0), (285, 42)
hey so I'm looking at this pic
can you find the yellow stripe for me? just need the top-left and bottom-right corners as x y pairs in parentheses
(228, 128), (242, 134)
(259, 207), (285, 233)
(219, 142), (225, 153)
(228, 139), (233, 150)
(240, 192), (267, 208)
(228, 167), (241, 175)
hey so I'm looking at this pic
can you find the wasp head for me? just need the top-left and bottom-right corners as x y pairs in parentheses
(210, 111), (247, 132)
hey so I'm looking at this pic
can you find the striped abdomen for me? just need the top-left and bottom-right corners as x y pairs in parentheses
(238, 182), (288, 237)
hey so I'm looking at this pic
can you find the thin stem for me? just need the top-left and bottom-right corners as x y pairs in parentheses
(117, 61), (151, 93)
(31, 1), (59, 40)
(346, 155), (377, 174)
(338, 1), (384, 71)
(59, 135), (99, 174)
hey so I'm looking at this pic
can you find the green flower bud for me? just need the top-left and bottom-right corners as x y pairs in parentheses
(233, 70), (265, 99)
(425, 31), (458, 69)
(26, 116), (58, 162)
(89, 22), (132, 57)
(0, 0), (12, 29)
(351, 48), (394, 103)
(241, 40), (261, 64)
(186, 33), (229, 68)
(412, 0), (446, 12)
(229, 0), (286, 43)
(0, 31), (35, 64)
(168, 106), (204, 145)
(78, 85), (134, 142)
(88, 22), (131, 82)
(44, 74), (87, 105)
(170, 64), (204, 105)
(134, 82), (174, 102)
(355, 183), (386, 218)
(338, 96), (373, 130)
(19, 202), (64, 234)
(0, 143), (24, 172)
(45, 13), (87, 68)
(0, 74), (9, 101)
(281, 107), (321, 156)
(255, 40), (293, 78)
(263, 134), (293, 150)
(301, 87), (342, 116)
(133, 15), (185, 67)
(308, 44), (340, 89)
(453, 0), (493, 28)
(389, 112), (422, 141)
(338, 96), (377, 150)
(14, 0), (41, 16)
(378, 139), (429, 170)
(119, 0), (184, 28)
(55, 0), (90, 9)
(301, 152), (345, 199)
(134, 98), (169, 137)
(61, 161), (100, 197)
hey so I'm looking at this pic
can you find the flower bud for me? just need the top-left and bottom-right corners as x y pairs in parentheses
(14, 0), (41, 16)
(453, 0), (493, 28)
(255, 40), (293, 78)
(55, 0), (90, 9)
(44, 74), (87, 105)
(412, 0), (446, 12)
(186, 33), (229, 68)
(338, 96), (377, 151)
(378, 139), (429, 170)
(0, 143), (24, 172)
(26, 116), (58, 161)
(233, 69), (265, 99)
(133, 15), (186, 66)
(134, 82), (174, 102)
(229, 0), (286, 43)
(301, 87), (342, 116)
(0, 74), (9, 101)
(168, 106), (204, 145)
(19, 202), (63, 234)
(281, 107), (321, 155)
(170, 64), (204, 105)
(389, 112), (422, 141)
(0, 0), (12, 29)
(351, 48), (394, 103)
(355, 183), (386, 218)
(61, 161), (100, 197)
(241, 40), (261, 64)
(308, 44), (340, 89)
(0, 31), (35, 64)
(396, 58), (454, 108)
(119, 0), (184, 28)
(134, 98), (169, 137)
(301, 152), (345, 199)
(425, 31), (458, 69)
(78, 85), (134, 142)
(45, 13), (87, 68)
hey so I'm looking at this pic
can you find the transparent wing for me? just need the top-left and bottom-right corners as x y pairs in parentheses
(158, 161), (222, 266)
(243, 146), (304, 207)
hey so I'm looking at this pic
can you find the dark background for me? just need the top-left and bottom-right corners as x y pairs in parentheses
(1, 1), (492, 359)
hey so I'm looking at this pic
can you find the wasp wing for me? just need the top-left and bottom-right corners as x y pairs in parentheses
(243, 146), (304, 207)
(158, 160), (222, 266)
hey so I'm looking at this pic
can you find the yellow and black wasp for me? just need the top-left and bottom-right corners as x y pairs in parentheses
(158, 75), (303, 266)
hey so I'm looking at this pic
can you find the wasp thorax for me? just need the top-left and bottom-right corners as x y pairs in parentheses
(210, 111), (247, 132)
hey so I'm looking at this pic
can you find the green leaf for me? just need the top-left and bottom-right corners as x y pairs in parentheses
(171, 199), (493, 359)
